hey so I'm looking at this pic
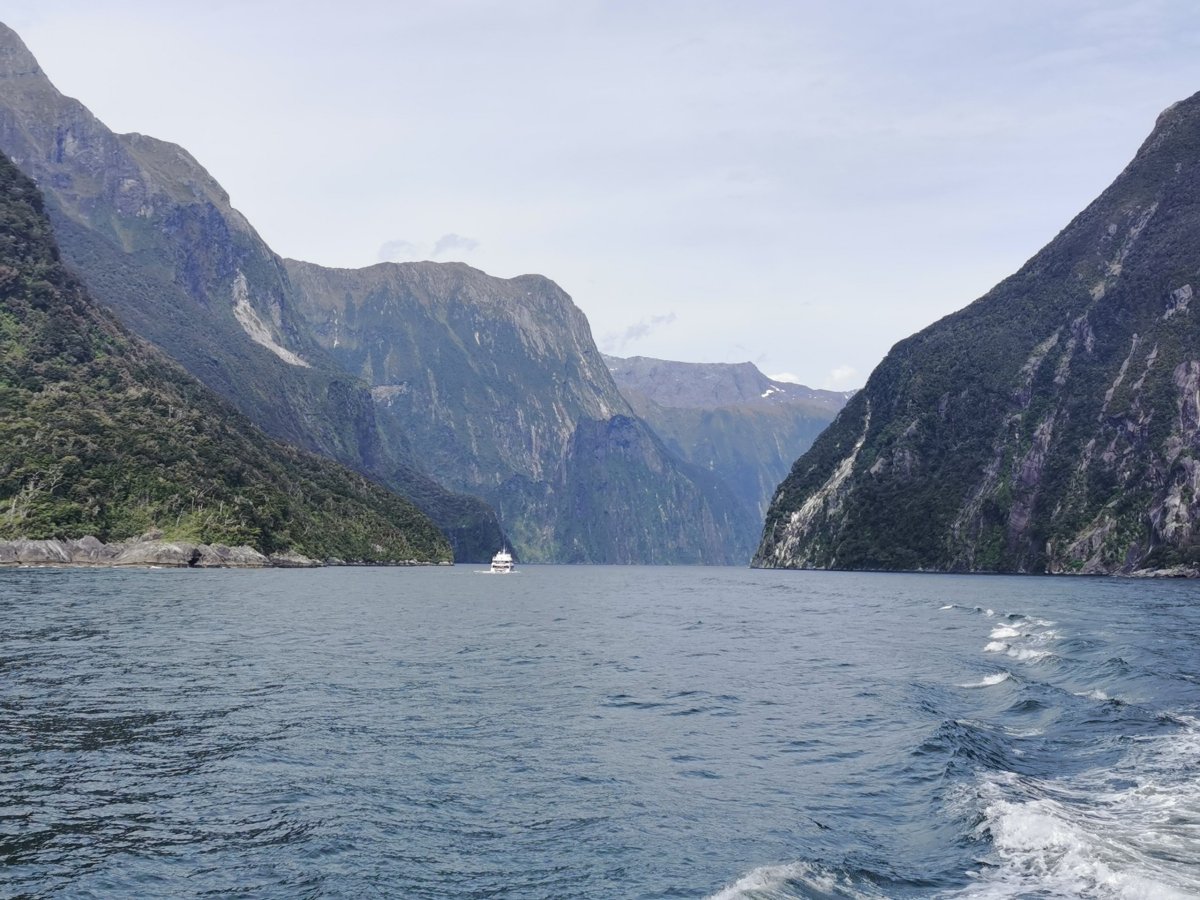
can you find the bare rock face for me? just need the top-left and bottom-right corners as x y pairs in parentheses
(757, 90), (1200, 574)
(286, 260), (759, 563)
(0, 539), (73, 565)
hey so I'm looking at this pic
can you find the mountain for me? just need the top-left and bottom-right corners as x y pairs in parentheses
(603, 355), (848, 543)
(0, 22), (758, 565)
(285, 260), (760, 563)
(0, 150), (450, 563)
(0, 22), (502, 560)
(756, 92), (1200, 575)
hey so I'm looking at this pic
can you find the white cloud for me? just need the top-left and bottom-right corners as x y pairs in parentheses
(377, 234), (481, 263)
(599, 312), (677, 355)
(824, 365), (859, 390)
(431, 233), (480, 258)
(377, 239), (422, 263)
(16, 3), (1200, 387)
(769, 372), (803, 384)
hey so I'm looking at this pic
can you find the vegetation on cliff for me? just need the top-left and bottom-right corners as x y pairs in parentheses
(0, 22), (502, 561)
(0, 153), (451, 563)
(286, 259), (759, 563)
(757, 92), (1200, 574)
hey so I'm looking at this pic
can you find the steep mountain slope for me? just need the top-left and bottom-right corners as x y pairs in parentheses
(0, 22), (502, 560)
(285, 260), (759, 563)
(604, 354), (848, 531)
(0, 151), (450, 563)
(756, 92), (1200, 574)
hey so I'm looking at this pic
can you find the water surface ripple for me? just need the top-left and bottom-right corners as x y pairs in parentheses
(1, 567), (1197, 898)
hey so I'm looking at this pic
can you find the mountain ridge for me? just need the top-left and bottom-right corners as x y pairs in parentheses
(755, 90), (1200, 574)
(0, 21), (757, 564)
(285, 258), (760, 563)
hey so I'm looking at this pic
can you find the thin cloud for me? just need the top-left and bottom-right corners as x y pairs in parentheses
(431, 233), (480, 258)
(600, 312), (677, 354)
(377, 239), (421, 263)
(825, 365), (859, 390)
(377, 234), (481, 263)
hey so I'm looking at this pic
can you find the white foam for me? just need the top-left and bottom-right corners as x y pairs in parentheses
(707, 860), (880, 899)
(1075, 689), (1110, 702)
(960, 672), (1012, 688)
(958, 796), (1196, 899)
(941, 604), (956, 610)
(984, 641), (1009, 653)
(1005, 647), (1052, 662)
(947, 722), (1200, 899)
(990, 625), (1021, 640)
(986, 609), (996, 617)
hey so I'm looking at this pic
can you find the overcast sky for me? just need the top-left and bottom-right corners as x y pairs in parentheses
(8, 1), (1200, 389)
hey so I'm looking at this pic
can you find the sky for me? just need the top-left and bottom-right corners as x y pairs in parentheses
(7, 1), (1200, 389)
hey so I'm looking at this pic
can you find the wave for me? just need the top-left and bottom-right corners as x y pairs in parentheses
(943, 718), (1200, 899)
(1004, 647), (1054, 663)
(706, 860), (885, 899)
(959, 672), (1012, 689)
(981, 616), (1059, 663)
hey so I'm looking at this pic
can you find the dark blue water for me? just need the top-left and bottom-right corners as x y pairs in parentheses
(1, 566), (1197, 899)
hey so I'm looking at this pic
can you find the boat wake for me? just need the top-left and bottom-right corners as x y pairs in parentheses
(712, 597), (1200, 900)
(707, 860), (884, 899)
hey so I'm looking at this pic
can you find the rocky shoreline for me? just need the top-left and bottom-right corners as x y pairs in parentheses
(0, 534), (445, 569)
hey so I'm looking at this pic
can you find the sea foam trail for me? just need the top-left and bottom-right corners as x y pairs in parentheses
(707, 861), (881, 899)
(944, 721), (1200, 900)
(959, 672), (1012, 689)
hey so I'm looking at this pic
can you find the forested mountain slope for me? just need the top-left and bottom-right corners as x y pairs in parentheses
(757, 92), (1200, 574)
(0, 152), (450, 563)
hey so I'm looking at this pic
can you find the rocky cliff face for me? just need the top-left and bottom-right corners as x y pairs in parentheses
(286, 260), (758, 563)
(0, 22), (502, 560)
(757, 92), (1200, 574)
(604, 355), (848, 543)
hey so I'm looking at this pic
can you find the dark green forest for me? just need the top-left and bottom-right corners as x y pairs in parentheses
(0, 153), (451, 563)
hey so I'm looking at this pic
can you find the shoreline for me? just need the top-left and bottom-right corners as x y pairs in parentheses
(0, 536), (450, 570)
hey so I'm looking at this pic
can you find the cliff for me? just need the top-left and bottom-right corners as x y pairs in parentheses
(604, 355), (848, 542)
(285, 260), (759, 563)
(0, 22), (503, 560)
(756, 92), (1200, 575)
(0, 151), (451, 563)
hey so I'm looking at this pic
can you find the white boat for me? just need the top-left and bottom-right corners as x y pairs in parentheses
(490, 547), (514, 574)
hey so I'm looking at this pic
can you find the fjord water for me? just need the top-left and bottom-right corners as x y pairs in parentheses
(1, 567), (1197, 899)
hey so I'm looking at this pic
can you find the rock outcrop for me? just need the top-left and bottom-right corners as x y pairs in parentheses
(0, 536), (334, 568)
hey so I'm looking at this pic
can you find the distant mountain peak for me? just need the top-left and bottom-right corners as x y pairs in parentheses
(602, 353), (846, 412)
